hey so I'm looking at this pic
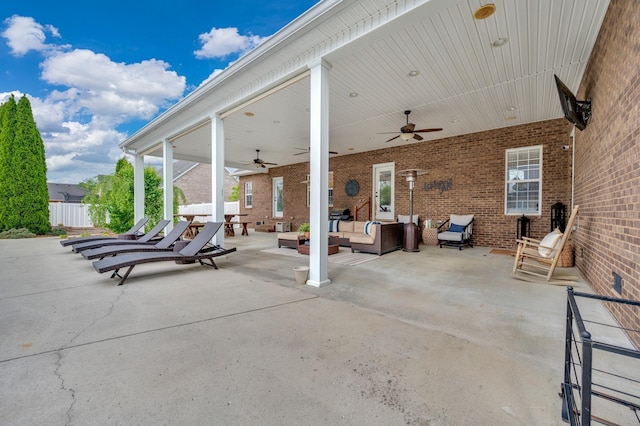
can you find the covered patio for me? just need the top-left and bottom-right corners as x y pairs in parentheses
(120, 0), (610, 288)
(1, 233), (634, 424)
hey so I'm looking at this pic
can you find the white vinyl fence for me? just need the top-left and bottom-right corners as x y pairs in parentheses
(49, 203), (93, 227)
(49, 201), (240, 228)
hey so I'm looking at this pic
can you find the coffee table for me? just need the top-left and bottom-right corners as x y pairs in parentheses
(297, 235), (340, 255)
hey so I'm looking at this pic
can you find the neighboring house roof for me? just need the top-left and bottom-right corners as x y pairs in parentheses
(158, 160), (198, 181)
(48, 183), (86, 203)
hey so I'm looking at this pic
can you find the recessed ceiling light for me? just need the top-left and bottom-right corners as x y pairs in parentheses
(474, 4), (496, 20)
(505, 116), (517, 121)
(349, 92), (358, 98)
(492, 37), (508, 47)
(408, 70), (419, 77)
(348, 147), (354, 151)
(244, 111), (255, 117)
(507, 106), (517, 111)
(451, 119), (458, 123)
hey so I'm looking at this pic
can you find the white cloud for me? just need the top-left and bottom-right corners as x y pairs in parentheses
(1, 16), (190, 183)
(1, 15), (60, 56)
(41, 49), (186, 121)
(194, 27), (265, 59)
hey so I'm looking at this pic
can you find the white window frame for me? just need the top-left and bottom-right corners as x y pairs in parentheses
(306, 172), (333, 208)
(505, 145), (542, 215)
(244, 182), (252, 208)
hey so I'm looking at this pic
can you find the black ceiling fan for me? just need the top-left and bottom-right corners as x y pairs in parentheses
(242, 149), (278, 168)
(379, 110), (442, 142)
(293, 147), (338, 156)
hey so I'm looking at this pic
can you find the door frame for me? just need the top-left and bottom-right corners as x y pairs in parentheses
(372, 162), (395, 221)
(272, 176), (283, 218)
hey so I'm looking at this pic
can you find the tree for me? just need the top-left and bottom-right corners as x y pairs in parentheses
(0, 95), (50, 233)
(82, 158), (185, 233)
(228, 184), (240, 202)
(0, 96), (17, 231)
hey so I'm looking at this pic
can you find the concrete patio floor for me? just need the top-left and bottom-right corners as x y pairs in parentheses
(0, 230), (613, 425)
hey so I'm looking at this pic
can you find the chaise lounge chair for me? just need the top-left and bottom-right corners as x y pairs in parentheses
(72, 220), (171, 253)
(92, 221), (236, 285)
(60, 218), (148, 247)
(80, 221), (192, 260)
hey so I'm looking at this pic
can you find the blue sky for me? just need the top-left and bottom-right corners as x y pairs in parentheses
(0, 0), (318, 183)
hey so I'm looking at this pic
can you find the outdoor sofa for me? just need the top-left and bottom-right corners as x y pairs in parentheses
(277, 220), (403, 255)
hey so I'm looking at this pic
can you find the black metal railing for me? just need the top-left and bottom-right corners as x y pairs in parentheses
(561, 287), (640, 425)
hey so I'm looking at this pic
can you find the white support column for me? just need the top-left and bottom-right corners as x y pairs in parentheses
(162, 139), (174, 232)
(133, 153), (145, 222)
(307, 58), (331, 287)
(211, 115), (225, 246)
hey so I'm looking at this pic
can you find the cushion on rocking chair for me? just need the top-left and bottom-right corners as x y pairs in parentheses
(538, 229), (562, 258)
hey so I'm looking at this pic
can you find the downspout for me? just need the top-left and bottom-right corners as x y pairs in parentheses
(570, 127), (575, 210)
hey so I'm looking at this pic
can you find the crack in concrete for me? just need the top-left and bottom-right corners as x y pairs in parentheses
(52, 286), (125, 424)
(54, 350), (76, 426)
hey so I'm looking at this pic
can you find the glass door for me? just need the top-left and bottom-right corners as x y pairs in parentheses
(373, 162), (394, 221)
(272, 177), (283, 218)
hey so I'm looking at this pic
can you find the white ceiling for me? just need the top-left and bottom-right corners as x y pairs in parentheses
(131, 0), (610, 171)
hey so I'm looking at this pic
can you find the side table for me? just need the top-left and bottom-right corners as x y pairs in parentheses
(422, 227), (438, 246)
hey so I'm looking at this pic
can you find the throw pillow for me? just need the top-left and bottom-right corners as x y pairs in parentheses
(364, 221), (373, 235)
(448, 223), (465, 233)
(329, 219), (340, 232)
(538, 229), (563, 258)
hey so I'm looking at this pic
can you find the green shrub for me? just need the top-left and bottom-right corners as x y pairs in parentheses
(0, 228), (37, 239)
(297, 222), (310, 233)
(48, 227), (67, 237)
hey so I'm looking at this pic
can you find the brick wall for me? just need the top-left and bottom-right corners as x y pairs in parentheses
(174, 164), (238, 204)
(572, 0), (640, 346)
(240, 118), (573, 248)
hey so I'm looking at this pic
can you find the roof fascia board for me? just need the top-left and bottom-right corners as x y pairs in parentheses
(120, 0), (345, 150)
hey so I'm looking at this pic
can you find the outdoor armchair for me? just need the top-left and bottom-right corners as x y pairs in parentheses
(437, 214), (474, 250)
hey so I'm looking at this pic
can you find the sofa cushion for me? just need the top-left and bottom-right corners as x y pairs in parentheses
(450, 214), (474, 226)
(338, 221), (354, 233)
(437, 231), (464, 242)
(397, 214), (419, 225)
(277, 232), (300, 241)
(349, 234), (375, 244)
(329, 219), (340, 232)
(353, 221), (366, 234)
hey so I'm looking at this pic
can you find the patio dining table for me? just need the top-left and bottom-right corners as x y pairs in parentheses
(224, 213), (249, 237)
(174, 213), (210, 239)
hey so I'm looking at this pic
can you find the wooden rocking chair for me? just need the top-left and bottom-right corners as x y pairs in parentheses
(512, 205), (579, 285)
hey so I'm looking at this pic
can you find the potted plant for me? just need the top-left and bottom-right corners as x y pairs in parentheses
(298, 222), (310, 238)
